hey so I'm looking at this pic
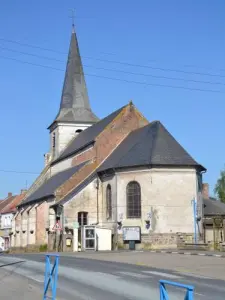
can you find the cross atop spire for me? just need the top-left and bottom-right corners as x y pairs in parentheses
(50, 26), (99, 127)
(70, 9), (75, 32)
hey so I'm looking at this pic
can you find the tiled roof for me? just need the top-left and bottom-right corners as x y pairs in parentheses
(1, 193), (27, 214)
(52, 106), (125, 164)
(20, 162), (87, 206)
(0, 195), (16, 213)
(57, 172), (96, 206)
(203, 198), (225, 216)
(98, 121), (205, 172)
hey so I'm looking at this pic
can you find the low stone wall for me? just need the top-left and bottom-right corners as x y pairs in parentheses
(117, 232), (195, 250)
(48, 232), (74, 252)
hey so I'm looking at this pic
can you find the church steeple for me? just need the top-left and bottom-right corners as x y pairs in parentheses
(46, 26), (99, 164)
(51, 26), (99, 126)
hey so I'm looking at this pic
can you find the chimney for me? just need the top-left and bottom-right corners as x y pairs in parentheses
(8, 192), (12, 198)
(202, 183), (209, 199)
(21, 189), (27, 195)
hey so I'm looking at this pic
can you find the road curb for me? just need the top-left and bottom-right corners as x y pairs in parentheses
(149, 250), (225, 258)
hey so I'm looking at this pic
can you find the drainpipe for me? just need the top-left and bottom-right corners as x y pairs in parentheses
(192, 199), (197, 244)
(114, 169), (118, 251)
(95, 178), (99, 225)
(59, 205), (64, 252)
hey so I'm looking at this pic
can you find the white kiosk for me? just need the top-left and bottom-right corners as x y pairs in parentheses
(83, 225), (112, 251)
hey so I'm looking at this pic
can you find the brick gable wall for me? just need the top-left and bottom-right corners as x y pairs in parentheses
(55, 104), (148, 202)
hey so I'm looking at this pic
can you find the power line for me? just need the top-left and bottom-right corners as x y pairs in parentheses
(1, 45), (225, 86)
(0, 55), (222, 93)
(0, 45), (64, 63)
(0, 36), (225, 78)
(0, 169), (39, 175)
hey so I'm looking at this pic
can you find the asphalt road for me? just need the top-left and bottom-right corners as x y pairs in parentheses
(0, 253), (225, 299)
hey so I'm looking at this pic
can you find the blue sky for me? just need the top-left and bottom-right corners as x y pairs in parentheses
(0, 0), (224, 198)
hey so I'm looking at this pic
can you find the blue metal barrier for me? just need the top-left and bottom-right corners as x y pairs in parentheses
(159, 280), (194, 300)
(43, 254), (59, 300)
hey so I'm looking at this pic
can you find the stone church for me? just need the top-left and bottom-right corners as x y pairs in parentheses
(11, 25), (206, 251)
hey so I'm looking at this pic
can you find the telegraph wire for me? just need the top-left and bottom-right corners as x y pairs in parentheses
(0, 37), (225, 78)
(0, 55), (222, 93)
(0, 169), (39, 175)
(1, 45), (225, 87)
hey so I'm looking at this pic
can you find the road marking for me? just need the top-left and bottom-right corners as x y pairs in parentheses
(172, 251), (178, 254)
(184, 252), (191, 255)
(142, 271), (182, 279)
(177, 272), (213, 280)
(118, 271), (152, 279)
(195, 292), (205, 297)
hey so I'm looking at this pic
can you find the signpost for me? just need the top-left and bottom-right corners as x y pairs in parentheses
(52, 221), (62, 231)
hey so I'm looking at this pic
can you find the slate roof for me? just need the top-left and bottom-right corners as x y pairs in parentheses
(20, 162), (87, 206)
(49, 27), (98, 127)
(204, 198), (225, 216)
(98, 121), (205, 172)
(52, 106), (125, 164)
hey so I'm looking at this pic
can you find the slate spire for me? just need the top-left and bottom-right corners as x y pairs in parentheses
(53, 26), (99, 125)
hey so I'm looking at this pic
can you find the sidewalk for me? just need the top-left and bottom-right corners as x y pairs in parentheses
(0, 268), (43, 299)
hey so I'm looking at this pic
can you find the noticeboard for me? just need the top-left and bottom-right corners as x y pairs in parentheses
(122, 226), (141, 241)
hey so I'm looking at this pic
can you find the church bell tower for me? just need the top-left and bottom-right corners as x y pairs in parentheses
(45, 25), (99, 165)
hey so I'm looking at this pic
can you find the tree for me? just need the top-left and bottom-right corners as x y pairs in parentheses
(214, 168), (225, 203)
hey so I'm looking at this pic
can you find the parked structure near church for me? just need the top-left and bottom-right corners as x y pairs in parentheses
(11, 25), (206, 252)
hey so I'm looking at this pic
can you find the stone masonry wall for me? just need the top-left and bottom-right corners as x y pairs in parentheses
(116, 168), (197, 235)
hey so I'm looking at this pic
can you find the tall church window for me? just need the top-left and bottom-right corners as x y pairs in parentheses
(106, 184), (112, 219)
(126, 181), (141, 218)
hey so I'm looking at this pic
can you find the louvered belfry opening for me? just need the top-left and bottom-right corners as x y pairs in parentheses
(126, 181), (141, 218)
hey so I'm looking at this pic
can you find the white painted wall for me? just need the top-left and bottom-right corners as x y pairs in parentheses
(0, 237), (4, 250)
(116, 168), (198, 235)
(64, 177), (102, 227)
(50, 122), (92, 160)
(1, 213), (13, 229)
(50, 157), (73, 175)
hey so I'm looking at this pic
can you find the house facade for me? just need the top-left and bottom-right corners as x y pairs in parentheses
(0, 190), (26, 250)
(11, 25), (206, 252)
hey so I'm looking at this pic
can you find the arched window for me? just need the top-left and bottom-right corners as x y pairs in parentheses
(76, 129), (83, 133)
(126, 181), (141, 218)
(106, 184), (112, 219)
